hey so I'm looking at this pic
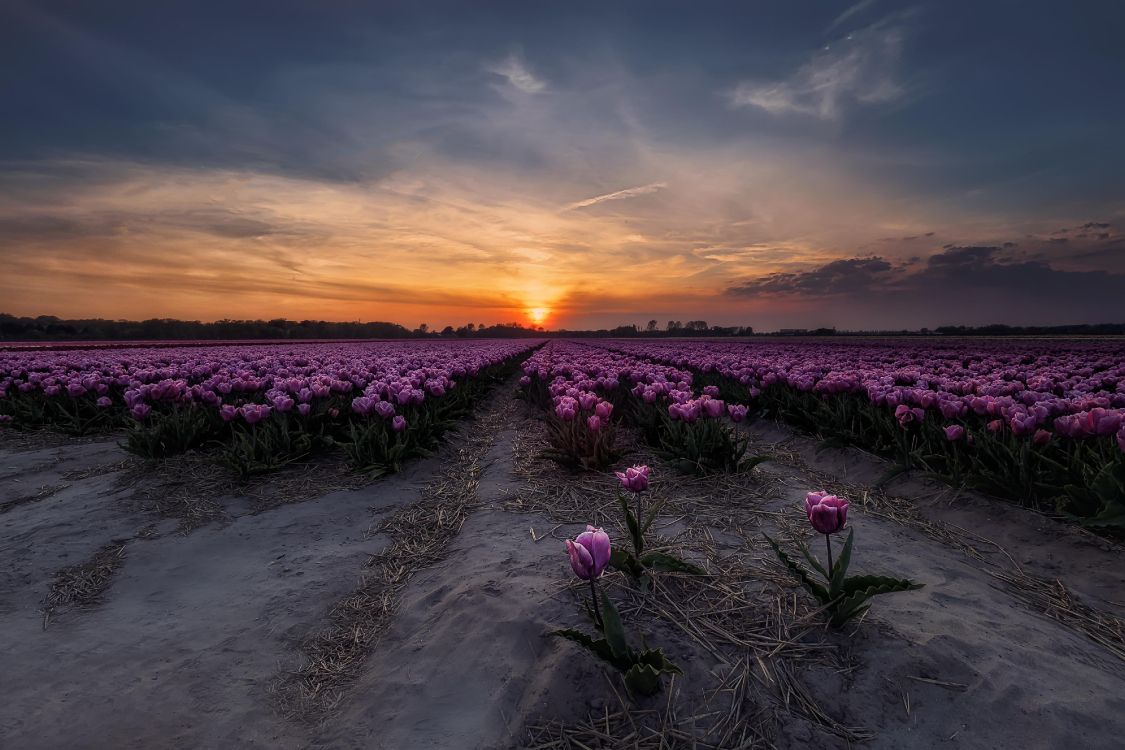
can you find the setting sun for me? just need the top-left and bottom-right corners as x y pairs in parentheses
(527, 307), (550, 325)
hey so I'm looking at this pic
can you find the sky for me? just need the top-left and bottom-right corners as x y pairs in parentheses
(2, 0), (1124, 331)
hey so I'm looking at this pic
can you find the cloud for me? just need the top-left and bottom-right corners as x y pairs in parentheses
(487, 53), (546, 94)
(829, 0), (881, 31)
(727, 257), (895, 296)
(725, 243), (1125, 326)
(729, 24), (905, 120)
(564, 182), (667, 211)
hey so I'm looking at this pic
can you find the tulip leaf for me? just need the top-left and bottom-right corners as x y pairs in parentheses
(828, 529), (855, 596)
(598, 590), (631, 663)
(623, 663), (663, 696)
(798, 542), (828, 580)
(640, 551), (705, 575)
(551, 629), (618, 665)
(618, 495), (644, 554)
(641, 496), (668, 535)
(764, 534), (829, 604)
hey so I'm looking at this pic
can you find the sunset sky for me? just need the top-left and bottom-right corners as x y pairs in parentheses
(2, 1), (1124, 330)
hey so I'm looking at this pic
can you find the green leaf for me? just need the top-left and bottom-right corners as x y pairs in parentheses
(637, 647), (682, 674)
(764, 534), (830, 604)
(551, 629), (619, 665)
(797, 542), (828, 580)
(828, 575), (923, 627)
(640, 496), (668, 535)
(640, 551), (705, 575)
(618, 494), (643, 554)
(623, 663), (663, 696)
(609, 548), (645, 579)
(828, 529), (854, 597)
(599, 590), (631, 663)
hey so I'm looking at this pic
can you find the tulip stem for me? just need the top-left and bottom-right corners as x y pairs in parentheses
(825, 534), (835, 576)
(589, 578), (603, 629)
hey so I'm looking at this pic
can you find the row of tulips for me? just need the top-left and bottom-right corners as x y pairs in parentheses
(596, 339), (1125, 527)
(518, 341), (761, 474)
(556, 467), (920, 696)
(0, 340), (542, 476)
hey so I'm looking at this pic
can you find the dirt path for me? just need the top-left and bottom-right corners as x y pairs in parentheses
(1, 394), (1123, 749)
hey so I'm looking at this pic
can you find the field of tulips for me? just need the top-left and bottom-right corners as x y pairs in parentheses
(0, 340), (540, 476)
(518, 341), (762, 475)
(593, 338), (1125, 527)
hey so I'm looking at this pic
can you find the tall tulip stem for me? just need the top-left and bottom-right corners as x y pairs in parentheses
(589, 578), (603, 629)
(825, 534), (835, 576)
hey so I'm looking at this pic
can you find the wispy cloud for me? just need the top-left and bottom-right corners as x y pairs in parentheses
(729, 24), (905, 120)
(487, 53), (546, 93)
(565, 182), (667, 210)
(828, 0), (881, 31)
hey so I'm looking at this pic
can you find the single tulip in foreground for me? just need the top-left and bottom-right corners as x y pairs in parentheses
(767, 491), (921, 627)
(555, 522), (681, 697)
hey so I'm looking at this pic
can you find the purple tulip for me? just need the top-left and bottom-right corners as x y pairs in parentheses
(1033, 429), (1052, 447)
(728, 404), (749, 423)
(297, 403), (311, 417)
(219, 404), (238, 422)
(986, 419), (1004, 434)
(806, 492), (848, 535)
(239, 404), (272, 425)
(615, 465), (651, 493)
(0, 414), (13, 425)
(351, 396), (377, 417)
(96, 396), (113, 409)
(565, 525), (611, 580)
(586, 414), (602, 432)
(943, 424), (965, 442)
(374, 401), (397, 420)
(894, 404), (924, 428)
(392, 415), (407, 432)
(594, 400), (613, 420)
(701, 397), (725, 419)
(130, 403), (151, 421)
(67, 382), (87, 398)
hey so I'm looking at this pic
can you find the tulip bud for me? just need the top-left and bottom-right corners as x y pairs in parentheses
(566, 525), (611, 580)
(806, 492), (848, 535)
(615, 465), (651, 492)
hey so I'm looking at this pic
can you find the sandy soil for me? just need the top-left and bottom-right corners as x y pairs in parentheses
(1, 389), (1123, 749)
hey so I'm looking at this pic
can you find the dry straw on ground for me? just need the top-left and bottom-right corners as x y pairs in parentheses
(271, 396), (513, 721)
(42, 540), (128, 629)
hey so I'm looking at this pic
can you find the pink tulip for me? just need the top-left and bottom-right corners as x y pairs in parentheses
(1033, 429), (1051, 447)
(595, 400), (613, 420)
(986, 419), (1004, 434)
(586, 414), (602, 432)
(565, 525), (611, 580)
(807, 493), (848, 535)
(894, 404), (924, 428)
(701, 398), (725, 419)
(615, 465), (651, 493)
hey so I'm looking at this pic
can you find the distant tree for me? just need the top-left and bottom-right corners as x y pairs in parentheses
(440, 325), (455, 337)
(646, 319), (658, 333)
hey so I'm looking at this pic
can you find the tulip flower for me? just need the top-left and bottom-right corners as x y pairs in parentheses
(1033, 429), (1051, 447)
(392, 415), (407, 432)
(566, 525), (612, 626)
(701, 398), (725, 419)
(0, 414), (11, 425)
(615, 465), (651, 493)
(943, 424), (964, 442)
(96, 396), (113, 409)
(586, 414), (602, 432)
(727, 404), (749, 423)
(130, 403), (151, 421)
(595, 400), (613, 420)
(806, 492), (849, 572)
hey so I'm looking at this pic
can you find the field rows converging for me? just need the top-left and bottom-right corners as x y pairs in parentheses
(1, 337), (1123, 748)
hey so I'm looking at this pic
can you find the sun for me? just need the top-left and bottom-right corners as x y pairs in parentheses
(527, 307), (550, 325)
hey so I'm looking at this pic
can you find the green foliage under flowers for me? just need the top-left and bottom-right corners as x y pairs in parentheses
(553, 589), (681, 696)
(765, 530), (922, 627)
(760, 386), (1125, 527)
(4, 392), (127, 436)
(542, 415), (621, 471)
(654, 409), (765, 475)
(610, 493), (704, 587)
(125, 407), (218, 459)
(221, 416), (335, 478)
